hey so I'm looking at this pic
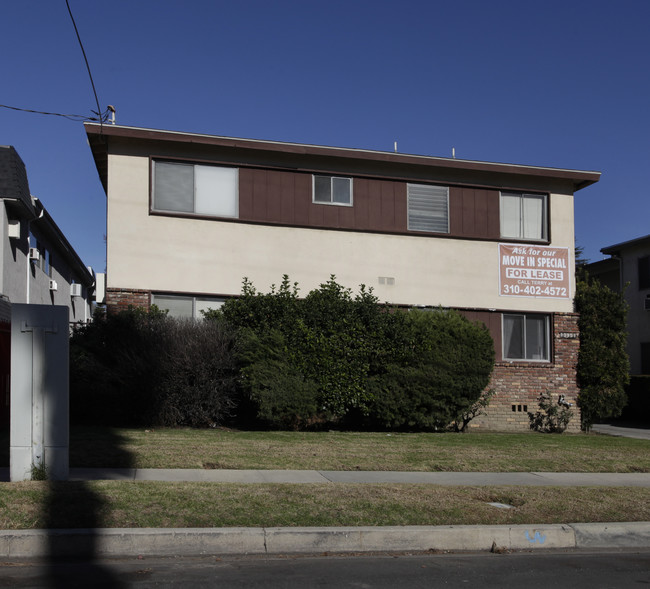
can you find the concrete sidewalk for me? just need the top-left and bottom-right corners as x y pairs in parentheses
(70, 468), (650, 486)
(2, 467), (650, 486)
(591, 423), (650, 440)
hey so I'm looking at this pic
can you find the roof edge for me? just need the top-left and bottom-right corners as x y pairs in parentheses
(84, 123), (601, 190)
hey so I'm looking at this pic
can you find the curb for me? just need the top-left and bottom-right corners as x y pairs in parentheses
(2, 523), (650, 559)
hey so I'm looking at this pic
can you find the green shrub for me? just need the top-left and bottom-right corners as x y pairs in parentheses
(152, 318), (239, 427)
(213, 276), (390, 418)
(365, 309), (495, 430)
(209, 278), (495, 431)
(575, 273), (629, 430)
(70, 307), (239, 427)
(238, 329), (321, 429)
(448, 388), (496, 433)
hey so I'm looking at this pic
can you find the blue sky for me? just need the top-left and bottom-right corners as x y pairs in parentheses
(2, 0), (649, 273)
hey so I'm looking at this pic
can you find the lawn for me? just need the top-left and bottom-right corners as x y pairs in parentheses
(65, 427), (650, 472)
(1, 481), (649, 530)
(1, 427), (649, 530)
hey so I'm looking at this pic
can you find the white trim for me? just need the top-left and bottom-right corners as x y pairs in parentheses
(312, 175), (353, 207)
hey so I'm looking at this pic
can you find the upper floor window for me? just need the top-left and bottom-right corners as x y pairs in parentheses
(153, 161), (238, 218)
(407, 184), (449, 233)
(313, 175), (352, 206)
(503, 313), (550, 361)
(638, 256), (650, 290)
(500, 192), (547, 241)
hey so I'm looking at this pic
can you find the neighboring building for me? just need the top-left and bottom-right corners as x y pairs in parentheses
(0, 146), (95, 320)
(0, 145), (96, 427)
(587, 235), (650, 375)
(85, 123), (600, 431)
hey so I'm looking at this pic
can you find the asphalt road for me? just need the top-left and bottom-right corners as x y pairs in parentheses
(1, 550), (649, 588)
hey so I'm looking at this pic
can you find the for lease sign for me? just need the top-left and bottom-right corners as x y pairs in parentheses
(499, 243), (570, 299)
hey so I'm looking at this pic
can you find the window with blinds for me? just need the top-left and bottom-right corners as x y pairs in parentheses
(153, 161), (238, 218)
(500, 192), (547, 241)
(407, 184), (449, 233)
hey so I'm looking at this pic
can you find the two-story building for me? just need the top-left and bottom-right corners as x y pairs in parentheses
(587, 235), (650, 376)
(0, 145), (96, 427)
(85, 123), (600, 430)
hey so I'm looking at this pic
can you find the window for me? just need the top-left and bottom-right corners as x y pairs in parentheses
(151, 294), (225, 319)
(407, 184), (449, 233)
(153, 161), (238, 217)
(313, 175), (352, 206)
(638, 256), (650, 290)
(503, 313), (550, 361)
(500, 192), (547, 241)
(641, 342), (650, 375)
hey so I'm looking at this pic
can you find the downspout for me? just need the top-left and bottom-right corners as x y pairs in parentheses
(25, 199), (44, 304)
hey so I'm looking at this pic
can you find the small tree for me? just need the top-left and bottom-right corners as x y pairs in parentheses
(575, 271), (630, 430)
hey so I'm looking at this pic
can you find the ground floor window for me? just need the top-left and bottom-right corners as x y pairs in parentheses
(502, 313), (550, 361)
(151, 294), (225, 319)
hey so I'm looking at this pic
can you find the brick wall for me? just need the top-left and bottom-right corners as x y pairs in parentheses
(471, 312), (581, 432)
(105, 288), (151, 314)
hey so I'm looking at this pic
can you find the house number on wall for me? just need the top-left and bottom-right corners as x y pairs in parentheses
(556, 332), (578, 339)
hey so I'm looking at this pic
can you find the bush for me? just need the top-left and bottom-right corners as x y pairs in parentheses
(528, 391), (573, 433)
(70, 308), (239, 427)
(213, 276), (391, 418)
(238, 329), (321, 429)
(448, 388), (495, 433)
(209, 278), (496, 431)
(575, 273), (630, 430)
(365, 309), (495, 430)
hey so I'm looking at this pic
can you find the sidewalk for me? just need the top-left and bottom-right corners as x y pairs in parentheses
(2, 467), (650, 486)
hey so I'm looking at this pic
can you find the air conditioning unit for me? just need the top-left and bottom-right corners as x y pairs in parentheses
(49, 279), (58, 292)
(7, 220), (20, 239)
(70, 283), (82, 297)
(29, 247), (40, 262)
(645, 297), (650, 311)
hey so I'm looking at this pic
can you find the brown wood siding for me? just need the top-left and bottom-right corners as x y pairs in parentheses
(450, 187), (500, 239)
(237, 167), (502, 240)
(458, 310), (503, 362)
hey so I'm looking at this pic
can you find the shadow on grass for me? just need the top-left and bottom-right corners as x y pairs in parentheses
(42, 427), (133, 588)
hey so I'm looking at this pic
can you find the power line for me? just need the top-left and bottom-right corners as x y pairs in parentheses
(65, 0), (103, 129)
(0, 103), (109, 122)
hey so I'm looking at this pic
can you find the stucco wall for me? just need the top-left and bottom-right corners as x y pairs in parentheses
(106, 153), (576, 312)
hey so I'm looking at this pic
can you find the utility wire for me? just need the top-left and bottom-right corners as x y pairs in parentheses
(65, 0), (103, 129)
(0, 103), (107, 122)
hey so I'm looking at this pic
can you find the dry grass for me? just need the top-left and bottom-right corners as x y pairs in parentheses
(66, 427), (650, 473)
(1, 481), (648, 530)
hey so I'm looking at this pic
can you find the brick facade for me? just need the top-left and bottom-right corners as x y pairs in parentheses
(472, 312), (581, 432)
(105, 288), (151, 314)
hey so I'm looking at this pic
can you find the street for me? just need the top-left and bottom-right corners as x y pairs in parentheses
(1, 550), (649, 588)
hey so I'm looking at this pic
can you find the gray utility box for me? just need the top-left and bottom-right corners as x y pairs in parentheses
(10, 304), (69, 481)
